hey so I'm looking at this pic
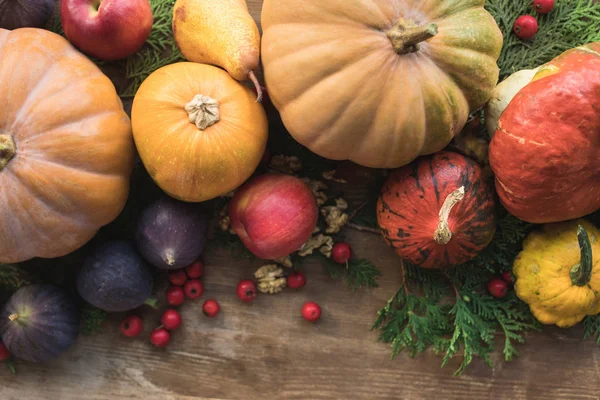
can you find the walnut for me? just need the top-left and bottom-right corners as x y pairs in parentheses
(254, 264), (287, 294)
(218, 204), (236, 234)
(302, 178), (328, 206)
(298, 233), (334, 258)
(272, 255), (293, 268)
(268, 155), (303, 175)
(322, 170), (348, 183)
(321, 198), (349, 234)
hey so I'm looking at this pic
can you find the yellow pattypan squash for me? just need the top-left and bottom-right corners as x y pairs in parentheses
(513, 219), (600, 328)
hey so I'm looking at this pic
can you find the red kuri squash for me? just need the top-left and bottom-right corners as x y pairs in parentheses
(377, 151), (496, 268)
(489, 42), (600, 223)
(0, 28), (134, 263)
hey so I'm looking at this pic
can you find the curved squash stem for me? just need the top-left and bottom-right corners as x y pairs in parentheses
(570, 225), (594, 286)
(433, 187), (465, 245)
(0, 134), (16, 172)
(249, 71), (263, 103)
(386, 19), (438, 55)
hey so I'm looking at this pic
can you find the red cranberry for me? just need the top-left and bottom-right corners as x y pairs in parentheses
(161, 309), (182, 331)
(287, 272), (307, 289)
(237, 280), (257, 302)
(150, 328), (170, 348)
(120, 315), (143, 338)
(302, 301), (322, 322)
(332, 242), (352, 264)
(513, 15), (538, 40)
(184, 279), (204, 300)
(533, 0), (554, 14)
(488, 278), (509, 299)
(168, 269), (188, 286)
(202, 299), (220, 317)
(501, 271), (513, 284)
(166, 286), (186, 306)
(185, 261), (204, 279)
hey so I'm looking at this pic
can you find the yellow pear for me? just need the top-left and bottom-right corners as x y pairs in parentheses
(172, 0), (262, 100)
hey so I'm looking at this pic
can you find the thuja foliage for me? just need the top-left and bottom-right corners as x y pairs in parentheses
(485, 0), (600, 79)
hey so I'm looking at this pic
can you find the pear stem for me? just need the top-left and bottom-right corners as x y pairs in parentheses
(249, 71), (263, 103)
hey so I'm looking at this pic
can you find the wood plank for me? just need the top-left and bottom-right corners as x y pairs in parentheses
(3, 1), (600, 399)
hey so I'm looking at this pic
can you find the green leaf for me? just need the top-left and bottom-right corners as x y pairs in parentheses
(79, 305), (108, 335)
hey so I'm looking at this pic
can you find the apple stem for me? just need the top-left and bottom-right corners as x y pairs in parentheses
(249, 71), (263, 103)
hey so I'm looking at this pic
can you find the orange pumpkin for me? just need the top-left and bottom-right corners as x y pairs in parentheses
(131, 62), (269, 202)
(0, 28), (134, 263)
(261, 0), (503, 168)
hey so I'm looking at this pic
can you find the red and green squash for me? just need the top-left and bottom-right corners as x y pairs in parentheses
(377, 151), (496, 268)
(489, 42), (600, 223)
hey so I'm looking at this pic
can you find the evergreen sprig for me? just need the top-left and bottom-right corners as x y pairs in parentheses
(79, 305), (108, 335)
(485, 0), (600, 80)
(325, 257), (382, 291)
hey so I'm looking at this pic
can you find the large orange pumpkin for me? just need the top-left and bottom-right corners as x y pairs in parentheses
(261, 0), (503, 168)
(131, 62), (268, 202)
(0, 28), (134, 263)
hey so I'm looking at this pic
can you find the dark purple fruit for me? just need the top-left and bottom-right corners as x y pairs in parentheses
(77, 241), (155, 312)
(0, 284), (78, 363)
(0, 0), (55, 30)
(136, 196), (211, 270)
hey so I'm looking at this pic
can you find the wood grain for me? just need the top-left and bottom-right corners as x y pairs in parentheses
(3, 1), (600, 399)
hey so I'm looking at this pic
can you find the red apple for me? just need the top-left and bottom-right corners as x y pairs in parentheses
(61, 0), (153, 61)
(229, 173), (318, 259)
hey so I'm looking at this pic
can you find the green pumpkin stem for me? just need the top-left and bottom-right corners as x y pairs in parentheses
(144, 297), (159, 309)
(386, 18), (438, 55)
(570, 225), (594, 287)
(0, 134), (16, 172)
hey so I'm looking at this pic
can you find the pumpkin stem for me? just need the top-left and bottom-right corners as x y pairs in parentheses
(8, 314), (19, 322)
(386, 19), (438, 55)
(0, 134), (16, 172)
(570, 225), (594, 287)
(433, 186), (465, 245)
(249, 71), (263, 103)
(184, 94), (220, 130)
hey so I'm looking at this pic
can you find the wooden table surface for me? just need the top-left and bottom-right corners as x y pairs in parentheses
(3, 1), (600, 399)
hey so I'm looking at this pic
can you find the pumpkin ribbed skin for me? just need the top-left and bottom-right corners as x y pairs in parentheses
(513, 219), (600, 328)
(0, 28), (134, 263)
(0, 284), (79, 363)
(131, 62), (268, 202)
(377, 151), (496, 268)
(489, 42), (600, 223)
(261, 0), (503, 168)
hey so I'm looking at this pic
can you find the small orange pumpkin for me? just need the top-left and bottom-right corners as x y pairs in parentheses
(131, 62), (269, 202)
(0, 28), (134, 263)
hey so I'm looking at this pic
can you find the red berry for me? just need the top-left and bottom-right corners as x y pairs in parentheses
(150, 328), (170, 348)
(120, 315), (143, 338)
(533, 0), (554, 14)
(302, 301), (322, 322)
(287, 272), (307, 289)
(185, 261), (204, 279)
(161, 309), (182, 331)
(165, 286), (185, 306)
(168, 269), (188, 286)
(184, 279), (204, 299)
(202, 299), (220, 317)
(488, 278), (509, 299)
(237, 279), (257, 302)
(0, 341), (10, 361)
(501, 271), (513, 284)
(332, 242), (352, 264)
(513, 15), (538, 40)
